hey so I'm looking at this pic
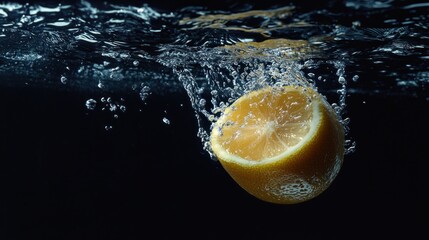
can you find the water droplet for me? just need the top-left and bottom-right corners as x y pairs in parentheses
(338, 77), (346, 84)
(105, 125), (113, 131)
(162, 117), (170, 125)
(352, 75), (359, 82)
(85, 99), (97, 110)
(133, 60), (139, 66)
(120, 105), (126, 112)
(307, 73), (315, 78)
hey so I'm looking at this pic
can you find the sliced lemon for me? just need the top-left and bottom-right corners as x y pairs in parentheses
(210, 86), (345, 204)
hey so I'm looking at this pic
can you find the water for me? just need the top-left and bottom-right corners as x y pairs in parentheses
(0, 1), (428, 90)
(4, 0), (425, 154)
(0, 1), (427, 163)
(0, 0), (428, 237)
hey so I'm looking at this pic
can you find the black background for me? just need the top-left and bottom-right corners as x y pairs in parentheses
(1, 0), (428, 239)
(1, 84), (427, 239)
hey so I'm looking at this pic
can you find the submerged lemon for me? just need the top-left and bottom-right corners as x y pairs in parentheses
(210, 86), (345, 204)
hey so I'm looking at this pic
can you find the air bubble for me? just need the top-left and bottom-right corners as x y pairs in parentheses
(199, 99), (206, 107)
(162, 117), (170, 125)
(345, 140), (357, 154)
(208, 115), (215, 122)
(85, 99), (97, 110)
(60, 76), (67, 84)
(109, 103), (117, 112)
(140, 85), (151, 101)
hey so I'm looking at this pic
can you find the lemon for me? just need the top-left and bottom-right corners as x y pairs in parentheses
(210, 86), (345, 204)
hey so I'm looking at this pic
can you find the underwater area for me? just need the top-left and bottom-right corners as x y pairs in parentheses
(0, 0), (428, 238)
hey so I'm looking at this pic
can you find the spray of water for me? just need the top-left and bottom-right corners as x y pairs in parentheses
(157, 44), (354, 158)
(18, 1), (429, 157)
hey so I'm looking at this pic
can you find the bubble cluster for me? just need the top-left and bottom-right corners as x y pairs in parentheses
(265, 174), (316, 202)
(139, 85), (151, 102)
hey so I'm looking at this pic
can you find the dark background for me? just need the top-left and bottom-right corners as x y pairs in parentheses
(1, 0), (428, 239)
(0, 83), (427, 239)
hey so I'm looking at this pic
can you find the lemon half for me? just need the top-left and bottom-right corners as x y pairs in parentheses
(210, 86), (345, 204)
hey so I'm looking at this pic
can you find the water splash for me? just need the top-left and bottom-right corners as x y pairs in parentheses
(158, 42), (354, 156)
(1, 0), (428, 157)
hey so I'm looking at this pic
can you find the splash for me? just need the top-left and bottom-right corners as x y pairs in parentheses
(157, 42), (352, 157)
(2, 1), (428, 157)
